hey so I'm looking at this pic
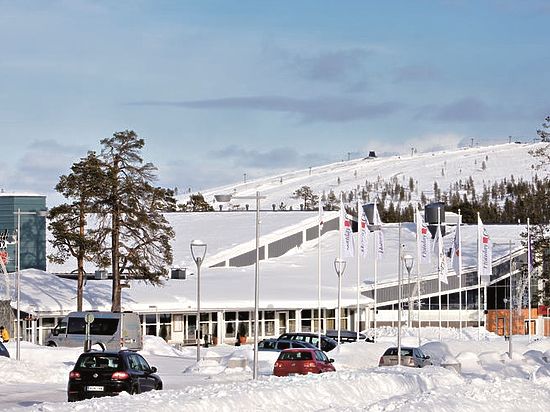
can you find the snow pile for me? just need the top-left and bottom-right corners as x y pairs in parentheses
(3, 329), (550, 411)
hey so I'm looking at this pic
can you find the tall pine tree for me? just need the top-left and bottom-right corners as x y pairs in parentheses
(97, 130), (175, 311)
(48, 152), (107, 311)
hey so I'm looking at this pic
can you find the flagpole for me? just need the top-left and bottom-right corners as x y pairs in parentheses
(527, 217), (532, 343)
(477, 212), (482, 341)
(373, 200), (381, 342)
(356, 198), (361, 341)
(373, 237), (378, 341)
(338, 195), (342, 346)
(458, 210), (463, 340)
(317, 194), (322, 349)
(415, 206), (422, 346)
(438, 210), (442, 341)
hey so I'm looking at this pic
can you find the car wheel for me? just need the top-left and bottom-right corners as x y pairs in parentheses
(46, 341), (57, 347)
(130, 385), (140, 395)
(155, 382), (163, 391)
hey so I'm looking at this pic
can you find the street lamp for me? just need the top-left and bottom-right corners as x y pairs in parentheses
(215, 191), (265, 380)
(334, 258), (347, 345)
(403, 254), (414, 328)
(14, 208), (48, 361)
(190, 239), (207, 363)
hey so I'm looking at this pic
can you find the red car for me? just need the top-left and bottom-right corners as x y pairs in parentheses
(273, 348), (335, 377)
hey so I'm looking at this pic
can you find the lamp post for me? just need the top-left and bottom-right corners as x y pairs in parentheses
(403, 254), (414, 328)
(334, 258), (347, 345)
(190, 239), (207, 363)
(214, 191), (265, 380)
(14, 208), (48, 361)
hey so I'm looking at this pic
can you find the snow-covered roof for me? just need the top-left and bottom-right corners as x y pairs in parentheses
(46, 211), (326, 274)
(17, 222), (526, 315)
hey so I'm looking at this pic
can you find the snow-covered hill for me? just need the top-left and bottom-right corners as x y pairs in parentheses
(179, 142), (547, 211)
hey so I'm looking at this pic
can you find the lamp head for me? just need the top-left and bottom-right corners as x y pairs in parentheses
(190, 239), (207, 264)
(214, 194), (232, 202)
(403, 253), (414, 272)
(334, 258), (347, 276)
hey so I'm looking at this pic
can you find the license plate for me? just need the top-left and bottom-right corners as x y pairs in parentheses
(86, 386), (104, 392)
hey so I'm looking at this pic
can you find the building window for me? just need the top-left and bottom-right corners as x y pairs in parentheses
(159, 314), (171, 341)
(224, 312), (236, 338)
(301, 309), (313, 332)
(173, 314), (183, 332)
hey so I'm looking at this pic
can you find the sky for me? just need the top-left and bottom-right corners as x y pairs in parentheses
(1, 0), (549, 205)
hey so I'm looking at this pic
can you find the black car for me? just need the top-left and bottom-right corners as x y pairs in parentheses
(0, 342), (9, 358)
(277, 332), (338, 352)
(326, 329), (368, 343)
(67, 350), (162, 402)
(258, 338), (318, 352)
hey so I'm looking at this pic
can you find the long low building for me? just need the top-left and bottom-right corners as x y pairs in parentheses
(6, 209), (547, 346)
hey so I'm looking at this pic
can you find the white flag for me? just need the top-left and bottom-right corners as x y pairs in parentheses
(416, 209), (431, 264)
(359, 209), (368, 258)
(373, 204), (385, 260)
(435, 224), (449, 284)
(477, 215), (492, 284)
(451, 221), (461, 275)
(340, 201), (355, 257)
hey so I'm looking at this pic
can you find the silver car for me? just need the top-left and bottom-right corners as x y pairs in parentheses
(378, 346), (432, 367)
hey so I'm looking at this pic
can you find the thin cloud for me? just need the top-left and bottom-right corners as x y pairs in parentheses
(434, 97), (491, 122)
(415, 97), (492, 122)
(2, 139), (87, 196)
(210, 145), (329, 169)
(288, 48), (371, 83)
(128, 96), (402, 123)
(393, 65), (441, 83)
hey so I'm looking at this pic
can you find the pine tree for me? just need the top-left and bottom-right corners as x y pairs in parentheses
(294, 186), (318, 210)
(48, 152), (107, 311)
(537, 115), (550, 142)
(97, 130), (175, 311)
(185, 193), (214, 212)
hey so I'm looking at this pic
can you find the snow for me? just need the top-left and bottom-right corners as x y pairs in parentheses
(4, 142), (550, 409)
(31, 142), (540, 316)
(188, 142), (547, 212)
(14, 220), (526, 316)
(2, 329), (550, 411)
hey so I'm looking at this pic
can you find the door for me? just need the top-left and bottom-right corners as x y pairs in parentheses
(278, 312), (288, 336)
(128, 354), (150, 392)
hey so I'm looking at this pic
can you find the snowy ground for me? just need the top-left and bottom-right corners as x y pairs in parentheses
(2, 328), (550, 411)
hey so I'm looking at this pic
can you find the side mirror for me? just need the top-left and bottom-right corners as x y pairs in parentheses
(150, 366), (157, 373)
(425, 355), (430, 359)
(328, 358), (334, 363)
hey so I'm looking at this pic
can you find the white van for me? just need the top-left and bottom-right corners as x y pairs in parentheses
(46, 311), (142, 351)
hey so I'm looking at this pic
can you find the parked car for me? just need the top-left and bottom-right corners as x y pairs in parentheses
(378, 346), (433, 368)
(67, 350), (162, 402)
(273, 348), (335, 376)
(277, 332), (338, 352)
(325, 329), (367, 343)
(258, 338), (317, 352)
(47, 311), (142, 351)
(0, 342), (9, 358)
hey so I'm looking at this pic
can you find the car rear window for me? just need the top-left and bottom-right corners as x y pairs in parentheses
(77, 354), (120, 369)
(383, 348), (413, 356)
(278, 351), (313, 361)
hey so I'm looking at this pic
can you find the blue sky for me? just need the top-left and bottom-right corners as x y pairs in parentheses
(1, 0), (549, 203)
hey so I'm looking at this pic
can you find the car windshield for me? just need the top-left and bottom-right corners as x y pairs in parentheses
(278, 351), (313, 361)
(76, 354), (120, 369)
